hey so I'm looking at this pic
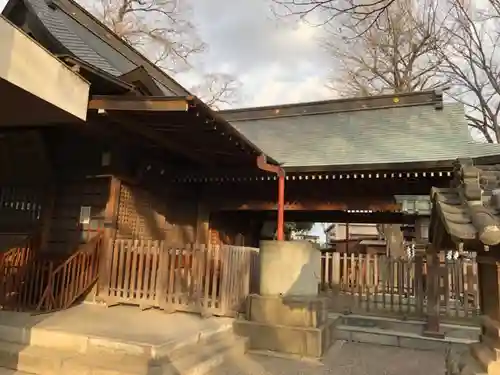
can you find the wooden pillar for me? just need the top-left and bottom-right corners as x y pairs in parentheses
(96, 176), (121, 298)
(424, 244), (444, 338)
(477, 254), (500, 323)
(195, 202), (210, 246)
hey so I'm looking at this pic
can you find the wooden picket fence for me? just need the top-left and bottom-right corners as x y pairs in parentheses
(97, 240), (258, 317)
(320, 252), (480, 321)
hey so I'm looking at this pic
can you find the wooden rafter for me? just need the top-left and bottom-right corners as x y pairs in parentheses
(92, 112), (210, 165)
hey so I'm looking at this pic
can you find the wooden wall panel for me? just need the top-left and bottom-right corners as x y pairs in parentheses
(46, 177), (110, 255)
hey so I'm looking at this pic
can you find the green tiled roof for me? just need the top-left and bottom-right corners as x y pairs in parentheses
(228, 103), (500, 169)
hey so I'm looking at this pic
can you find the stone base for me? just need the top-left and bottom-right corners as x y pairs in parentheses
(247, 294), (328, 328)
(235, 294), (333, 358)
(233, 318), (334, 358)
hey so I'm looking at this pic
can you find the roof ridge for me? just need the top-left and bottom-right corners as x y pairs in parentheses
(222, 90), (443, 122)
(50, 0), (190, 96)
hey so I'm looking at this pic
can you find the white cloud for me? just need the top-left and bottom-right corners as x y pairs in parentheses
(0, 0), (334, 108)
(190, 0), (334, 107)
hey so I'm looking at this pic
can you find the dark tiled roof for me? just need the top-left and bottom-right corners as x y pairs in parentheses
(6, 0), (189, 96)
(224, 96), (500, 169)
(431, 160), (500, 246)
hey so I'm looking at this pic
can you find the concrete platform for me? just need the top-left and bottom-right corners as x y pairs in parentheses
(0, 304), (246, 375)
(0, 303), (234, 358)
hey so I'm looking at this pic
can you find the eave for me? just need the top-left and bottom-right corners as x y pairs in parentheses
(87, 94), (276, 166)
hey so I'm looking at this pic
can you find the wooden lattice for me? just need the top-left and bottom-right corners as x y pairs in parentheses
(117, 184), (165, 240)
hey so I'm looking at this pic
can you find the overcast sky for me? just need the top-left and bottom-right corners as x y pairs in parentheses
(186, 0), (333, 107)
(0, 0), (333, 108)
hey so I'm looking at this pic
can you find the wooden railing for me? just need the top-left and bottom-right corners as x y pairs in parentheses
(98, 241), (258, 317)
(36, 233), (102, 312)
(320, 252), (480, 321)
(0, 235), (37, 309)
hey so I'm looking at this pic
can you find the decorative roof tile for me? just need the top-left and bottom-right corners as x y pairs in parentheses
(431, 159), (500, 246)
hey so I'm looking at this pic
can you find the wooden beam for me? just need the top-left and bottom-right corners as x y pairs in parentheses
(239, 210), (414, 224)
(208, 199), (400, 212)
(88, 96), (189, 112)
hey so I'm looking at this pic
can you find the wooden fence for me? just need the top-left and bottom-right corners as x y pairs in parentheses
(320, 252), (480, 321)
(97, 240), (258, 317)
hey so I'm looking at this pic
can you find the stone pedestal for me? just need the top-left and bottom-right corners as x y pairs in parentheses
(233, 241), (334, 358)
(259, 240), (321, 296)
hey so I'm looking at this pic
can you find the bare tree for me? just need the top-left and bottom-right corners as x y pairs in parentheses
(90, 0), (204, 72)
(322, 0), (452, 97)
(189, 73), (242, 110)
(80, 0), (240, 108)
(272, 0), (397, 32)
(437, 0), (500, 142)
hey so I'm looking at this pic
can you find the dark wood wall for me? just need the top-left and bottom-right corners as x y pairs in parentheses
(46, 178), (109, 255)
(0, 131), (50, 241)
(42, 128), (111, 255)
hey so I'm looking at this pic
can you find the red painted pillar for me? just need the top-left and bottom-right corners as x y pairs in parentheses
(257, 155), (286, 241)
(277, 172), (285, 241)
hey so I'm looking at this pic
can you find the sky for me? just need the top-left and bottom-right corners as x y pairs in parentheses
(184, 0), (333, 107)
(0, 0), (333, 108)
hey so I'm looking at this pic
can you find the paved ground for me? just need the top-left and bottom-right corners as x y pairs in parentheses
(208, 341), (446, 375)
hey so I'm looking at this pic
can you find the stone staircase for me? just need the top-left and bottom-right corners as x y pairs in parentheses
(0, 320), (248, 375)
(335, 314), (479, 352)
(446, 316), (500, 375)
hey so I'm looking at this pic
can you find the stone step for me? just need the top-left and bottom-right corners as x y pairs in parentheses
(0, 332), (247, 375)
(0, 319), (233, 360)
(336, 324), (475, 352)
(335, 313), (480, 341)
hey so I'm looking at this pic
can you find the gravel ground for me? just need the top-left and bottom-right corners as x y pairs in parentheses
(208, 341), (446, 375)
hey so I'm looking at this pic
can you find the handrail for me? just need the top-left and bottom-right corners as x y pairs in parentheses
(0, 235), (35, 266)
(0, 234), (39, 309)
(36, 232), (103, 312)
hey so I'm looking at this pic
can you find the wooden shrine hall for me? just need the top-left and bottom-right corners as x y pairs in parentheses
(2, 0), (500, 321)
